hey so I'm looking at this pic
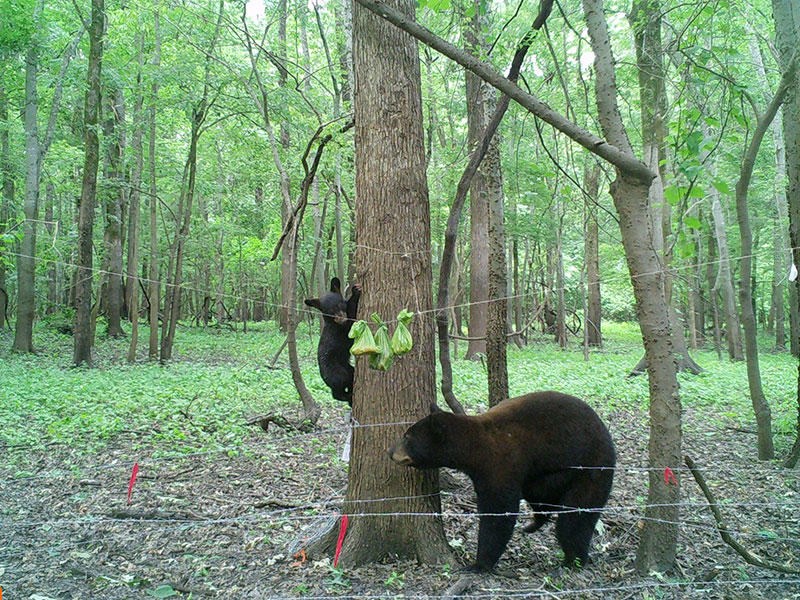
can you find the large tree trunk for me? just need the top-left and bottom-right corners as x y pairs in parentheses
(463, 11), (489, 360)
(773, 0), (800, 468)
(316, 0), (453, 566)
(102, 85), (126, 338)
(14, 38), (41, 353)
(73, 0), (105, 366)
(585, 0), (682, 573)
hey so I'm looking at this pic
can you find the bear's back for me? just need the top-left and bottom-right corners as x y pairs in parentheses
(477, 391), (615, 472)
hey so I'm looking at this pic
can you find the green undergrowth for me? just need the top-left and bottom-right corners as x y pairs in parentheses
(0, 320), (796, 461)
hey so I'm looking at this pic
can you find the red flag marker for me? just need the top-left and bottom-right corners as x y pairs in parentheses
(664, 466), (677, 486)
(333, 514), (349, 568)
(127, 462), (139, 504)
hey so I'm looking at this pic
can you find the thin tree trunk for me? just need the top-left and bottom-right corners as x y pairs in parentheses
(127, 31), (146, 363)
(148, 5), (161, 361)
(0, 84), (12, 329)
(585, 163), (602, 346)
(708, 153), (744, 361)
(73, 0), (105, 366)
(733, 55), (796, 460)
(160, 0), (223, 362)
(45, 183), (57, 314)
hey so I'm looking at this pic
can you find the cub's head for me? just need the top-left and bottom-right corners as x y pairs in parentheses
(389, 404), (450, 469)
(304, 277), (348, 324)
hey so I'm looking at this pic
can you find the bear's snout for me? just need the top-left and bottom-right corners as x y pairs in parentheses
(388, 440), (414, 466)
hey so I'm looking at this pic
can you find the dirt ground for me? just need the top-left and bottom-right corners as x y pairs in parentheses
(2, 402), (799, 600)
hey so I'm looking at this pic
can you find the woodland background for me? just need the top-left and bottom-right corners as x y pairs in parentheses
(1, 0), (799, 597)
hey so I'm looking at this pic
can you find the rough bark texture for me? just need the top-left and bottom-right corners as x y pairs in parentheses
(148, 7), (161, 360)
(73, 0), (105, 366)
(772, 0), (800, 467)
(326, 0), (453, 566)
(463, 16), (489, 360)
(0, 84), (11, 329)
(14, 39), (41, 353)
(102, 86), (125, 338)
(734, 52), (796, 461)
(584, 164), (602, 346)
(127, 33), (145, 363)
(583, 0), (682, 573)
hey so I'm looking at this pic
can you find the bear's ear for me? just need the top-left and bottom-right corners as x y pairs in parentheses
(330, 277), (342, 294)
(304, 298), (321, 310)
(430, 403), (443, 414)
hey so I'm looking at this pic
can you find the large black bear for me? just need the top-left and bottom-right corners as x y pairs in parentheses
(389, 391), (615, 571)
(304, 278), (360, 404)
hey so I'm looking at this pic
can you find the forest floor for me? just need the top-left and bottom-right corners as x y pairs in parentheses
(1, 322), (799, 599)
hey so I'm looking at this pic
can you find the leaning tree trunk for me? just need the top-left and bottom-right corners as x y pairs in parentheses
(310, 0), (454, 567)
(733, 52), (796, 461)
(73, 0), (105, 366)
(585, 0), (682, 573)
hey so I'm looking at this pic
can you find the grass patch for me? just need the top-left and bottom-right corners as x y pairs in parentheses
(0, 320), (796, 458)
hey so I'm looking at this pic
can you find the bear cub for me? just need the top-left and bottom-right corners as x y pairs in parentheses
(304, 278), (360, 404)
(389, 391), (615, 572)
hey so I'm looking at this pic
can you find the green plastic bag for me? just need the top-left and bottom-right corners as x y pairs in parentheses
(349, 320), (379, 356)
(369, 313), (394, 371)
(390, 309), (414, 355)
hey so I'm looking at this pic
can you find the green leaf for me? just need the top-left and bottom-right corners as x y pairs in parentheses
(147, 585), (177, 598)
(712, 180), (731, 195)
(683, 216), (702, 229)
(688, 185), (705, 199)
(664, 185), (682, 206)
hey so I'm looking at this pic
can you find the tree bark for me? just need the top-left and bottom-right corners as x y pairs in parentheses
(148, 5), (161, 361)
(772, 0), (800, 467)
(584, 163), (602, 346)
(0, 84), (11, 329)
(127, 30), (146, 363)
(73, 0), (105, 367)
(14, 32), (41, 353)
(319, 0), (453, 566)
(102, 85), (126, 338)
(463, 9), (489, 360)
(160, 0), (223, 362)
(583, 0), (682, 573)
(733, 49), (796, 461)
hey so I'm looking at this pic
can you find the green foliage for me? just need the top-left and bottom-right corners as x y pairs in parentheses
(0, 0), (35, 56)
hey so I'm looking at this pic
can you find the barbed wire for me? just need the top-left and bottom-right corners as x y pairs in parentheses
(3, 239), (798, 326)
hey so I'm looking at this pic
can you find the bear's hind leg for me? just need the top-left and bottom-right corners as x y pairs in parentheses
(554, 509), (600, 567)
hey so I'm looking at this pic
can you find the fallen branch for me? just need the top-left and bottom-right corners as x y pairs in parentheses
(246, 412), (314, 433)
(684, 455), (800, 574)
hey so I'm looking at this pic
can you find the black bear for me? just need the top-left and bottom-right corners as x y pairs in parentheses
(389, 391), (615, 571)
(304, 278), (360, 404)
